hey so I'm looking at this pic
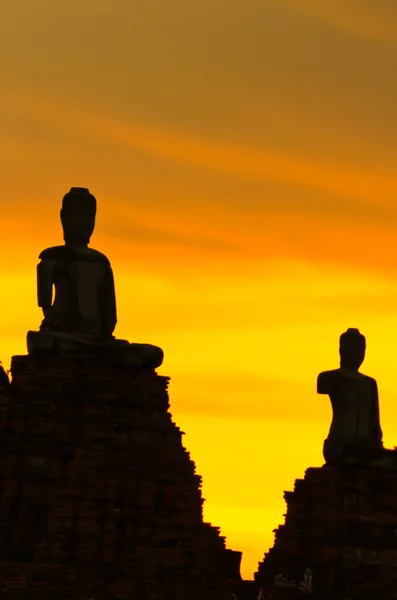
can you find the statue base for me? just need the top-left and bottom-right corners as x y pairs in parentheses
(255, 464), (397, 597)
(26, 330), (164, 368)
(323, 436), (397, 469)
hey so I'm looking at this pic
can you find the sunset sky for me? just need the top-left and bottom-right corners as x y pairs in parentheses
(1, 0), (397, 579)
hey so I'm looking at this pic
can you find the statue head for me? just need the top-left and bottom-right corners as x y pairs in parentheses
(339, 328), (366, 370)
(60, 187), (97, 246)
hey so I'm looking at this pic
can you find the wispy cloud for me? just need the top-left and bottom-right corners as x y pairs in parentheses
(89, 119), (397, 207)
(104, 221), (238, 252)
(284, 0), (397, 45)
(3, 85), (397, 279)
(1, 87), (397, 209)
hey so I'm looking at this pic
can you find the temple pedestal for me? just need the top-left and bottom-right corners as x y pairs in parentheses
(255, 465), (397, 599)
(0, 354), (230, 599)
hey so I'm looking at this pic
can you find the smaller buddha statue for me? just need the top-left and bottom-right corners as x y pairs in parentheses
(27, 187), (163, 368)
(317, 328), (384, 466)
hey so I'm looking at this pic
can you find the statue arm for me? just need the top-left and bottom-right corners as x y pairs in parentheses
(104, 266), (117, 335)
(372, 380), (383, 441)
(37, 259), (55, 310)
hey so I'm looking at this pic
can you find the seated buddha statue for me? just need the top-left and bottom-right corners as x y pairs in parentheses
(317, 328), (385, 466)
(27, 187), (163, 368)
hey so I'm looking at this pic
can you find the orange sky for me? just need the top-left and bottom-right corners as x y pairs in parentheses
(1, 0), (397, 580)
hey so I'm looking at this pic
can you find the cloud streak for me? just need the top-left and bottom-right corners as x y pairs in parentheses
(284, 0), (397, 45)
(2, 88), (397, 210)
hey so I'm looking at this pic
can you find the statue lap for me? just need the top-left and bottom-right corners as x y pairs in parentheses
(27, 330), (164, 368)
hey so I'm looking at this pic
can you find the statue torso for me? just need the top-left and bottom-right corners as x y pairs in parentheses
(318, 368), (381, 442)
(39, 246), (114, 338)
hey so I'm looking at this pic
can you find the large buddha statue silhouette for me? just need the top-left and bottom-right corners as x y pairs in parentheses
(317, 328), (384, 466)
(27, 187), (163, 367)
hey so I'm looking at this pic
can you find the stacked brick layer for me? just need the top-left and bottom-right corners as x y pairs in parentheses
(0, 354), (229, 600)
(255, 465), (397, 599)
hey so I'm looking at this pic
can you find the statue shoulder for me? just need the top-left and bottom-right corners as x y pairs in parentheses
(39, 246), (65, 260)
(87, 248), (111, 266)
(361, 373), (378, 388)
(317, 369), (339, 393)
(38, 246), (110, 266)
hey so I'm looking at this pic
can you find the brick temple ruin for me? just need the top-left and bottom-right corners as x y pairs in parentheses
(0, 355), (240, 599)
